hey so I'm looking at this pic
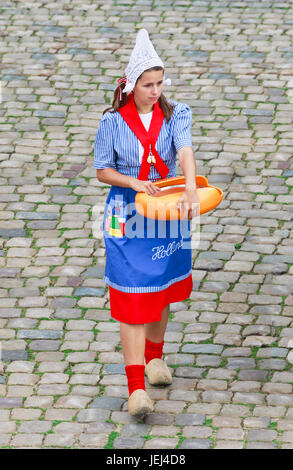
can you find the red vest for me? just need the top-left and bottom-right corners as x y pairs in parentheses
(118, 94), (169, 181)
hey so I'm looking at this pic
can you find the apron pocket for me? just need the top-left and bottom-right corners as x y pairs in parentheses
(104, 196), (126, 239)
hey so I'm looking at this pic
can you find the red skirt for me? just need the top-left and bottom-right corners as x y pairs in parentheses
(109, 274), (193, 324)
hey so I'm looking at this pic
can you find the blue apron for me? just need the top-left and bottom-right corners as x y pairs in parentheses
(103, 185), (192, 293)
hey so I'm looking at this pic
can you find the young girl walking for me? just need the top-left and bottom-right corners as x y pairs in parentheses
(94, 29), (199, 418)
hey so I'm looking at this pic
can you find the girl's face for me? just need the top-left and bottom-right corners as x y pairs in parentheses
(133, 69), (164, 108)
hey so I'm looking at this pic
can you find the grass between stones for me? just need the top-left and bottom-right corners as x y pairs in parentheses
(175, 432), (185, 449)
(251, 346), (259, 358)
(104, 430), (120, 449)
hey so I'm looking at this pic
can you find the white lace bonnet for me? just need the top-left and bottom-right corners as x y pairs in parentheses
(119, 29), (171, 95)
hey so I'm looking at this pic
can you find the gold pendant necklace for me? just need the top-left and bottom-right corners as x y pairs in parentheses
(147, 144), (156, 164)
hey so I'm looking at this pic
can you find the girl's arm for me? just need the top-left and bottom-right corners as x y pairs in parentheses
(177, 146), (200, 219)
(96, 168), (160, 195)
(177, 146), (197, 189)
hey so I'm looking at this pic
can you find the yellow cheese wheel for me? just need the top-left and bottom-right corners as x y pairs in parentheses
(135, 176), (223, 220)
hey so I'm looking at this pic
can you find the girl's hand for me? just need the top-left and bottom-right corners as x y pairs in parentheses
(130, 178), (161, 196)
(177, 189), (200, 220)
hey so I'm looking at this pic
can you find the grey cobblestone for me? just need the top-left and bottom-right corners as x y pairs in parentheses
(113, 437), (145, 449)
(175, 414), (205, 426)
(180, 439), (212, 449)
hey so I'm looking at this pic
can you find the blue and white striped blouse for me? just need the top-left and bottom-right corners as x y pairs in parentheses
(93, 100), (192, 181)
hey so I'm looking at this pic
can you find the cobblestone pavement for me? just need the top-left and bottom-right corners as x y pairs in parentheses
(0, 0), (293, 450)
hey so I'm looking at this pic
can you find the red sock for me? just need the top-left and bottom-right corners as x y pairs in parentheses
(145, 338), (164, 365)
(125, 364), (145, 396)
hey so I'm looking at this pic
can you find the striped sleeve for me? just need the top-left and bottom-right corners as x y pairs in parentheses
(172, 103), (192, 152)
(94, 113), (117, 170)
